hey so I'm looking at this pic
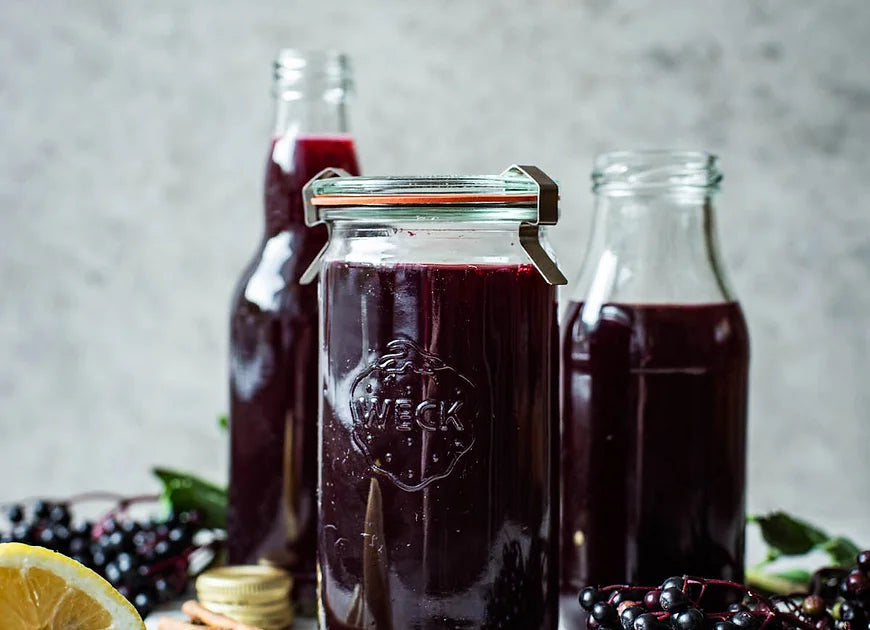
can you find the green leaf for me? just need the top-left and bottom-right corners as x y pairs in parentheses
(752, 512), (828, 556)
(152, 467), (227, 530)
(773, 569), (813, 584)
(218, 415), (228, 431)
(819, 536), (861, 568)
(746, 567), (809, 595)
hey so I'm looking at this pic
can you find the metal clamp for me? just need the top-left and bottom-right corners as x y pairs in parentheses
(500, 164), (568, 286)
(300, 167), (350, 285)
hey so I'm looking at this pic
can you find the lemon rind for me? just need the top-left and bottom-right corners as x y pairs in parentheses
(0, 542), (145, 630)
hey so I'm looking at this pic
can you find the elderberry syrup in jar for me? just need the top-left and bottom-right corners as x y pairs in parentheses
(303, 167), (565, 630)
(560, 151), (750, 625)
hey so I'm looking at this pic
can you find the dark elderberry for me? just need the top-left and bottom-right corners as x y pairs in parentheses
(731, 611), (762, 630)
(120, 520), (140, 536)
(167, 527), (189, 552)
(13, 524), (36, 544)
(593, 602), (620, 626)
(713, 622), (739, 630)
(634, 613), (662, 630)
(111, 530), (135, 554)
(153, 577), (172, 603)
(621, 605), (646, 630)
(48, 504), (71, 527)
(72, 520), (93, 538)
(803, 595), (826, 618)
(5, 504), (24, 524)
(812, 568), (849, 602)
(115, 552), (136, 575)
(645, 590), (663, 610)
(844, 569), (869, 595)
(814, 616), (834, 630)
(33, 500), (52, 520)
(54, 525), (72, 550)
(839, 602), (867, 626)
(857, 550), (870, 573)
(673, 609), (704, 630)
(581, 589), (606, 613)
(728, 603), (749, 614)
(68, 536), (89, 556)
(90, 547), (108, 570)
(104, 561), (123, 586)
(153, 539), (171, 558)
(179, 510), (202, 527)
(38, 527), (58, 549)
(660, 588), (689, 613)
(662, 577), (685, 591)
(133, 529), (154, 550)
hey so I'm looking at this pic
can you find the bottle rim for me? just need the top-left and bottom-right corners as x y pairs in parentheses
(592, 150), (722, 193)
(272, 49), (353, 97)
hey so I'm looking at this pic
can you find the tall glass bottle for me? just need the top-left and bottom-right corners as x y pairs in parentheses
(227, 50), (360, 611)
(560, 151), (749, 622)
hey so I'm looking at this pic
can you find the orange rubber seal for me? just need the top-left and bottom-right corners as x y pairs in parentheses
(310, 193), (539, 206)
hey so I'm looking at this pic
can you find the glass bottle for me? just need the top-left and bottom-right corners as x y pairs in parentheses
(560, 151), (749, 622)
(227, 50), (360, 611)
(304, 167), (564, 630)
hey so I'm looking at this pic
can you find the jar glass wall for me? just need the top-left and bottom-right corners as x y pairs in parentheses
(307, 170), (563, 630)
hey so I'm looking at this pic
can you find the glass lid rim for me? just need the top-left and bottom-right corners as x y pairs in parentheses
(310, 174), (541, 204)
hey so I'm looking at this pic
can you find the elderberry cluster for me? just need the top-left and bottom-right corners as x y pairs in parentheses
(579, 557), (870, 630)
(1, 498), (221, 619)
(808, 551), (870, 629)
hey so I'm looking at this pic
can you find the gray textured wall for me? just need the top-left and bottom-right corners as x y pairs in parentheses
(2, 0), (869, 553)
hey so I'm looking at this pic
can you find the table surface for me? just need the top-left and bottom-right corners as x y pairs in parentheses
(145, 603), (317, 630)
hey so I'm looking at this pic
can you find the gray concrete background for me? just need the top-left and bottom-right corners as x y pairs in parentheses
(2, 0), (869, 553)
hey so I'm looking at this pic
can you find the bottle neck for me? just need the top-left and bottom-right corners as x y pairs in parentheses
(263, 94), (357, 237)
(573, 190), (734, 305)
(272, 92), (350, 138)
(263, 51), (358, 236)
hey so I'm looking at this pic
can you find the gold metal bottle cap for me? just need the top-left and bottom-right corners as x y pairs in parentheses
(195, 565), (293, 629)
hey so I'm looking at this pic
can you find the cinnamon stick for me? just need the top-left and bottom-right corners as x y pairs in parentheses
(156, 619), (206, 630)
(180, 600), (264, 630)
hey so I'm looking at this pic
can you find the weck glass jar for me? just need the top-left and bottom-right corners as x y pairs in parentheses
(559, 151), (749, 625)
(303, 166), (565, 630)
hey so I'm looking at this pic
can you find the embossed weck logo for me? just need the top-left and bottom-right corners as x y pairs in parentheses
(350, 339), (477, 491)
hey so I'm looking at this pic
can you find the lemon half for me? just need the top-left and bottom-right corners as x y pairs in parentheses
(0, 542), (145, 629)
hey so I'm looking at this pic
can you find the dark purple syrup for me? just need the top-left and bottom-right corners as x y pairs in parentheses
(227, 135), (359, 607)
(560, 301), (749, 623)
(319, 262), (559, 630)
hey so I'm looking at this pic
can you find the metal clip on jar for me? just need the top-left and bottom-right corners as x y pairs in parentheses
(302, 166), (564, 630)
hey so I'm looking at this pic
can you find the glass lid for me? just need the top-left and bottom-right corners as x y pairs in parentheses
(309, 174), (540, 210)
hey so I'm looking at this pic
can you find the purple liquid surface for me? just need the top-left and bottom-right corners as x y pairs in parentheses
(320, 262), (559, 630)
(560, 301), (749, 624)
(227, 135), (359, 608)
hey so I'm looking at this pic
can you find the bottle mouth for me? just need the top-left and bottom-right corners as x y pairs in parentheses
(272, 49), (353, 98)
(592, 150), (722, 193)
